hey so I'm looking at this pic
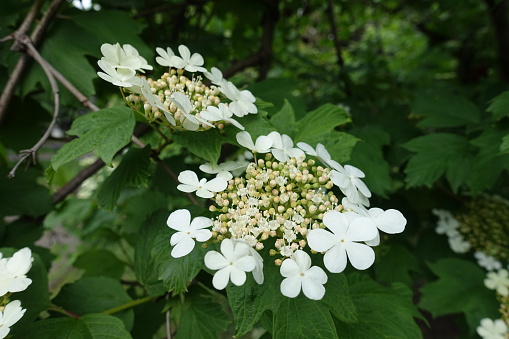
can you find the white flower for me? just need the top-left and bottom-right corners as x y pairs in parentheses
(347, 206), (407, 246)
(477, 318), (508, 339)
(100, 43), (152, 72)
(220, 81), (257, 117)
(267, 131), (304, 162)
(169, 45), (206, 73)
(169, 92), (213, 130)
(177, 170), (227, 198)
(167, 209), (213, 258)
(204, 239), (256, 290)
(204, 67), (224, 85)
(233, 240), (264, 284)
(432, 209), (460, 236)
(97, 60), (137, 87)
(236, 131), (273, 154)
(199, 161), (245, 180)
(200, 103), (244, 130)
(297, 142), (332, 167)
(448, 233), (471, 253)
(0, 300), (26, 339)
(330, 163), (372, 204)
(155, 47), (175, 67)
(280, 250), (327, 300)
(140, 78), (176, 125)
(485, 269), (509, 296)
(0, 248), (33, 296)
(475, 252), (502, 271)
(307, 211), (377, 273)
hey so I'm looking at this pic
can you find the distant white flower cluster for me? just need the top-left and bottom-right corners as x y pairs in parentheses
(0, 248), (34, 339)
(167, 133), (407, 300)
(97, 43), (257, 132)
(432, 209), (471, 253)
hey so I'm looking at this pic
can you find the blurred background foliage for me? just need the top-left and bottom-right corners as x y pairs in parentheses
(1, 0), (509, 337)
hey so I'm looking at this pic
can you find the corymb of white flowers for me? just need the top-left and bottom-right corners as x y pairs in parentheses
(95, 42), (406, 300)
(166, 130), (407, 300)
(0, 247), (34, 339)
(97, 42), (256, 132)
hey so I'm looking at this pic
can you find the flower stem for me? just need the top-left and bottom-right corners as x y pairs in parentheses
(49, 305), (81, 318)
(102, 295), (155, 315)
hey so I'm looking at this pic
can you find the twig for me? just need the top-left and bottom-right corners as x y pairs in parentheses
(326, 0), (344, 68)
(8, 0), (46, 51)
(52, 158), (104, 204)
(166, 308), (172, 339)
(8, 35), (60, 178)
(0, 0), (64, 124)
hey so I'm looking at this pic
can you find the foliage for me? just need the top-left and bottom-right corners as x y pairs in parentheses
(1, 0), (509, 338)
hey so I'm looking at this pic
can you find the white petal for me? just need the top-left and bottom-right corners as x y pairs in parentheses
(234, 256), (256, 273)
(178, 45), (191, 61)
(254, 136), (273, 153)
(345, 165), (365, 178)
(177, 184), (198, 193)
(323, 245), (347, 273)
(190, 216), (213, 230)
(294, 250), (312, 272)
(353, 178), (372, 198)
(280, 276), (302, 298)
(193, 229), (212, 242)
(178, 170), (200, 186)
(297, 142), (316, 155)
(330, 171), (350, 189)
(204, 177), (228, 192)
(212, 267), (231, 290)
(280, 257), (300, 277)
(346, 217), (378, 242)
(204, 251), (229, 270)
(287, 148), (305, 159)
(236, 131), (255, 150)
(171, 236), (195, 258)
(220, 239), (235, 260)
(271, 149), (288, 162)
(306, 266), (328, 285)
(345, 242), (375, 270)
(323, 211), (348, 237)
(307, 229), (337, 253)
(365, 231), (380, 246)
(2, 300), (25, 328)
(267, 131), (283, 149)
(195, 188), (214, 199)
(167, 209), (191, 231)
(229, 267), (248, 286)
(301, 277), (326, 300)
(374, 209), (407, 234)
(7, 248), (32, 276)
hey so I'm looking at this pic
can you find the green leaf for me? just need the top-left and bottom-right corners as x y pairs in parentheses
(52, 277), (134, 331)
(150, 211), (205, 294)
(135, 210), (167, 296)
(487, 90), (509, 120)
(14, 313), (132, 339)
(322, 273), (357, 323)
(123, 190), (167, 233)
(226, 251), (283, 337)
(74, 249), (125, 279)
(403, 133), (471, 190)
(374, 244), (421, 287)
(174, 285), (231, 339)
(270, 99), (296, 136)
(294, 104), (351, 143)
(349, 126), (392, 197)
(467, 127), (509, 194)
(419, 258), (499, 334)
(172, 128), (224, 165)
(97, 146), (152, 210)
(334, 274), (423, 339)
(412, 91), (481, 128)
(51, 106), (135, 170)
(501, 134), (509, 153)
(0, 168), (52, 217)
(273, 296), (339, 339)
(226, 110), (275, 141)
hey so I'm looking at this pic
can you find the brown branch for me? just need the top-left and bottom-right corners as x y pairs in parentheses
(8, 35), (60, 178)
(8, 0), (46, 51)
(326, 0), (344, 68)
(52, 158), (104, 204)
(0, 0), (64, 124)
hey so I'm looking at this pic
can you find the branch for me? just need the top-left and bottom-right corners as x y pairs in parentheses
(8, 35), (60, 178)
(7, 0), (46, 51)
(0, 0), (64, 124)
(326, 0), (344, 68)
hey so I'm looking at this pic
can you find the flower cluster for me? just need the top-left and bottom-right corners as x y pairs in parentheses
(97, 43), (257, 131)
(0, 248), (34, 339)
(434, 200), (509, 338)
(167, 130), (407, 300)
